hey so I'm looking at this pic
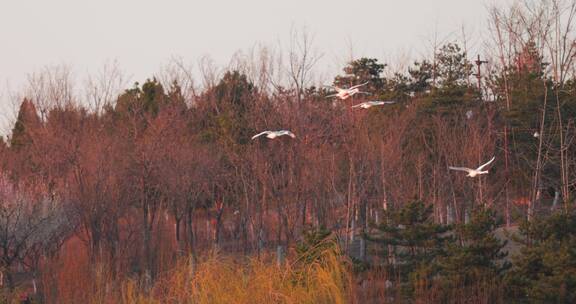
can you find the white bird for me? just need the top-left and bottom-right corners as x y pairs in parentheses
(533, 131), (540, 138)
(325, 82), (370, 100)
(251, 130), (296, 140)
(449, 156), (496, 177)
(352, 100), (396, 109)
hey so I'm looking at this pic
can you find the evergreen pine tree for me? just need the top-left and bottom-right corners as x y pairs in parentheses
(366, 201), (452, 281)
(333, 57), (386, 94)
(433, 208), (509, 300)
(10, 98), (41, 150)
(505, 211), (576, 303)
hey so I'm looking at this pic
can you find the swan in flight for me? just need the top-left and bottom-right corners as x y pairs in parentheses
(352, 100), (396, 109)
(449, 156), (495, 177)
(251, 130), (296, 140)
(325, 82), (370, 100)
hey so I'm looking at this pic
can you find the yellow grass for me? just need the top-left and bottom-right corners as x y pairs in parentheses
(119, 247), (352, 304)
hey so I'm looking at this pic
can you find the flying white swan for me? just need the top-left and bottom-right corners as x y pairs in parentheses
(325, 82), (370, 100)
(352, 100), (396, 109)
(251, 130), (296, 140)
(449, 156), (495, 177)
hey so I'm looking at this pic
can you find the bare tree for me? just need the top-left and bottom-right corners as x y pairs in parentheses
(0, 176), (71, 291)
(84, 60), (126, 114)
(287, 26), (322, 103)
(197, 55), (221, 93)
(25, 65), (76, 120)
(158, 56), (197, 105)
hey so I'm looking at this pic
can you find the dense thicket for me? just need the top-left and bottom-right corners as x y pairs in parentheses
(1, 0), (576, 302)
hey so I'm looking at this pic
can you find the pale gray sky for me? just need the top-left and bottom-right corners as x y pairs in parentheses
(0, 0), (497, 130)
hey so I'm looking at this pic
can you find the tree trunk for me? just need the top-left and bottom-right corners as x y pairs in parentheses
(186, 206), (195, 257)
(5, 270), (14, 291)
(175, 216), (183, 255)
(142, 202), (153, 281)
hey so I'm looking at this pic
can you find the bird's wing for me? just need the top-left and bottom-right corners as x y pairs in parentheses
(251, 131), (270, 140)
(476, 156), (496, 171)
(448, 166), (473, 173)
(369, 101), (385, 106)
(351, 103), (366, 108)
(325, 94), (339, 98)
(278, 130), (295, 138)
(349, 82), (369, 90)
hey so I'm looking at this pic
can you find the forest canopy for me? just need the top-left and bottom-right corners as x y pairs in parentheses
(1, 0), (576, 303)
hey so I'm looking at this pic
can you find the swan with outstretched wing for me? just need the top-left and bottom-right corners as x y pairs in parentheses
(325, 82), (370, 100)
(251, 130), (296, 140)
(449, 156), (495, 177)
(352, 100), (396, 109)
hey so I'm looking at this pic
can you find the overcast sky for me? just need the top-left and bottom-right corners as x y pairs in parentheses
(0, 0), (499, 130)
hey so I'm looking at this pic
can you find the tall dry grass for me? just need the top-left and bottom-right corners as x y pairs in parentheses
(118, 247), (352, 304)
